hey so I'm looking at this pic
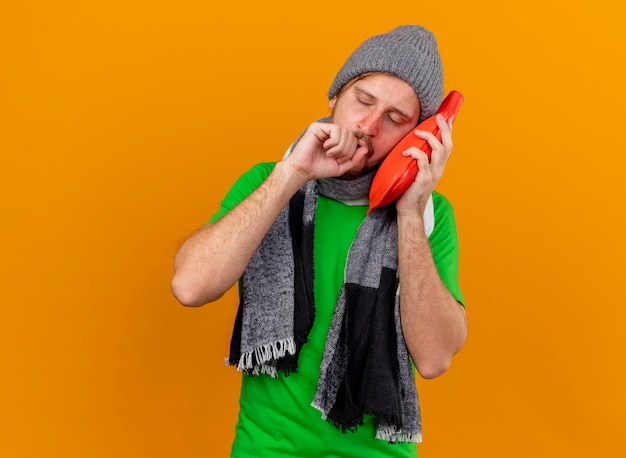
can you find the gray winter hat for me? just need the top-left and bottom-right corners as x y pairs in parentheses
(328, 25), (444, 123)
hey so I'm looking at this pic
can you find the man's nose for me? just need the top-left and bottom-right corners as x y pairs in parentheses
(357, 112), (381, 137)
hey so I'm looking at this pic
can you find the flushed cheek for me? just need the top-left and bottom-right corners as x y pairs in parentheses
(371, 140), (396, 161)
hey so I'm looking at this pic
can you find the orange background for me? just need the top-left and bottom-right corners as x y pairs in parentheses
(2, 1), (625, 457)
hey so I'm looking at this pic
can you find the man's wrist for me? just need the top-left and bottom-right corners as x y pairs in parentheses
(272, 160), (310, 193)
(397, 212), (428, 241)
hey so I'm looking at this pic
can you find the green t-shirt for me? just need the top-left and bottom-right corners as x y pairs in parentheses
(210, 162), (464, 458)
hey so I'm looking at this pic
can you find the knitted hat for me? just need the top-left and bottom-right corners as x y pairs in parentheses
(328, 25), (444, 123)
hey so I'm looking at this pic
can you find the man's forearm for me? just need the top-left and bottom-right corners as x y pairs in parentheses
(398, 213), (467, 379)
(171, 162), (307, 306)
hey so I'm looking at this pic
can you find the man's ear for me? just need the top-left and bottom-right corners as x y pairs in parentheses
(328, 96), (337, 109)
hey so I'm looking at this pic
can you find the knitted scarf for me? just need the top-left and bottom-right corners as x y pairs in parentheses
(227, 164), (434, 442)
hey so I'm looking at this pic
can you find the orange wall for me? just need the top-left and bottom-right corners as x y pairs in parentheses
(2, 1), (625, 457)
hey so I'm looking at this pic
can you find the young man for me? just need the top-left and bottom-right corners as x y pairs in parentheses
(172, 25), (468, 458)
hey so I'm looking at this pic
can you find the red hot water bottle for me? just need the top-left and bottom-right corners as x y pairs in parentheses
(368, 90), (464, 213)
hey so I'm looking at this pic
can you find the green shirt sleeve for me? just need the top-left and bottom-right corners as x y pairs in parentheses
(429, 192), (465, 306)
(208, 162), (277, 223)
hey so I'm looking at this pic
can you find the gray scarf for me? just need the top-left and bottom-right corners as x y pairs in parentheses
(227, 168), (423, 443)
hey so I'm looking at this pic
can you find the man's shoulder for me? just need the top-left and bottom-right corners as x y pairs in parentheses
(209, 162), (278, 224)
(432, 190), (452, 208)
(430, 191), (458, 236)
(432, 191), (455, 218)
(235, 161), (277, 186)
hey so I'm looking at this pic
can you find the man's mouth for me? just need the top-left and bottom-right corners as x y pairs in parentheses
(354, 131), (374, 157)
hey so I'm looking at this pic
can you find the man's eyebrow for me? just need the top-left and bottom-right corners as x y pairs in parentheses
(353, 86), (413, 121)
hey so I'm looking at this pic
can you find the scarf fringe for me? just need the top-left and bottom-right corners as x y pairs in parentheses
(312, 402), (422, 443)
(310, 401), (327, 420)
(375, 427), (423, 444)
(230, 338), (297, 377)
